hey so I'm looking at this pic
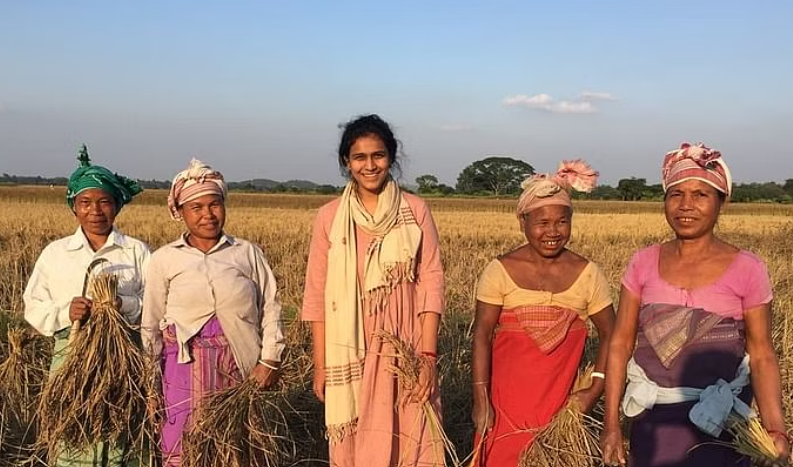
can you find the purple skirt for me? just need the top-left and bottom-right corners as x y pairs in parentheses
(160, 317), (241, 467)
(629, 315), (750, 467)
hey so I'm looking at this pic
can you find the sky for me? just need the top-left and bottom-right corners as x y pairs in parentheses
(1, 1), (792, 186)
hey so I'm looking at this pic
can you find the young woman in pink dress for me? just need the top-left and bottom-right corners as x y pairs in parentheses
(301, 114), (446, 467)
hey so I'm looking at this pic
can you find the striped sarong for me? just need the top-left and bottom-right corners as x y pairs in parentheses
(161, 316), (241, 467)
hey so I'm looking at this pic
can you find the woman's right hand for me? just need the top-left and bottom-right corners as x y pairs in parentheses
(472, 399), (495, 434)
(313, 366), (326, 402)
(601, 426), (627, 466)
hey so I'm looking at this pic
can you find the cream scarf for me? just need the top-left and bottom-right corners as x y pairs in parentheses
(324, 178), (422, 443)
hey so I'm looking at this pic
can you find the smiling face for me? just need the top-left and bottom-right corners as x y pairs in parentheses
(664, 179), (723, 240)
(347, 134), (392, 198)
(73, 188), (117, 237)
(178, 194), (226, 243)
(521, 204), (572, 258)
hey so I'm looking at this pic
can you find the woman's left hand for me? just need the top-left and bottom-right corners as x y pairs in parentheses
(569, 385), (601, 414)
(250, 361), (279, 388)
(406, 356), (437, 405)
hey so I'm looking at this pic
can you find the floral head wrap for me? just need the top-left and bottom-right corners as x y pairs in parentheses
(516, 159), (599, 217)
(167, 158), (227, 220)
(662, 142), (732, 197)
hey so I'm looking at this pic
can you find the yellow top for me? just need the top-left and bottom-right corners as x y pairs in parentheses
(476, 259), (613, 320)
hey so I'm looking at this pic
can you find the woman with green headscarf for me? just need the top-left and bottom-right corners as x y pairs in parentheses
(24, 145), (150, 466)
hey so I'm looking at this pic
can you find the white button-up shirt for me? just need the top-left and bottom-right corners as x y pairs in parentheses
(24, 227), (151, 336)
(141, 233), (285, 377)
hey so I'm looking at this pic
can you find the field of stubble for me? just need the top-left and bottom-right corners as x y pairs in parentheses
(1, 186), (791, 464)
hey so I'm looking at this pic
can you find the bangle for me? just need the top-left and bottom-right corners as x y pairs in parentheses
(767, 429), (791, 444)
(473, 381), (489, 386)
(258, 359), (279, 371)
(591, 371), (605, 380)
(420, 351), (438, 359)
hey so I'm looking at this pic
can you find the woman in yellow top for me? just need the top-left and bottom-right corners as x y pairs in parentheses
(471, 160), (615, 466)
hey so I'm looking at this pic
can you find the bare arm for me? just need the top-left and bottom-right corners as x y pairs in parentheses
(311, 321), (326, 402)
(745, 302), (790, 463)
(471, 300), (501, 433)
(601, 286), (641, 466)
(571, 305), (615, 413)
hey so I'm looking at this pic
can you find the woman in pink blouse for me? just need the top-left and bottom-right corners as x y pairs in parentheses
(601, 143), (790, 467)
(301, 114), (445, 467)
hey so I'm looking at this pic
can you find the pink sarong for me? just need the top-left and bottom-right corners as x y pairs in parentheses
(160, 317), (241, 467)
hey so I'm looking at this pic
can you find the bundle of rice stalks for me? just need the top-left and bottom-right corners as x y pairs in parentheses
(181, 378), (293, 467)
(36, 273), (155, 464)
(518, 365), (603, 467)
(0, 327), (50, 467)
(373, 329), (461, 467)
(727, 415), (791, 466)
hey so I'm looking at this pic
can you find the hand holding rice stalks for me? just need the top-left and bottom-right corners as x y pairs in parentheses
(518, 365), (603, 467)
(0, 327), (50, 467)
(727, 415), (791, 466)
(36, 273), (156, 463)
(181, 378), (293, 467)
(373, 329), (460, 467)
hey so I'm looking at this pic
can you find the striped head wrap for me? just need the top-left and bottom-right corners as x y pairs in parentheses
(516, 159), (598, 217)
(167, 158), (227, 220)
(662, 142), (732, 197)
(66, 145), (142, 211)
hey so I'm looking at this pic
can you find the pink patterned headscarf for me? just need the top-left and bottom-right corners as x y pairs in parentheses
(516, 160), (599, 217)
(167, 158), (227, 220)
(662, 143), (732, 197)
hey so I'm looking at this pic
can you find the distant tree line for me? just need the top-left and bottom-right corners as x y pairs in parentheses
(3, 160), (792, 202)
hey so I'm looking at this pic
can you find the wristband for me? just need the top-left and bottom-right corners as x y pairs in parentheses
(591, 371), (606, 380)
(768, 429), (791, 444)
(258, 359), (279, 371)
(420, 351), (438, 359)
(473, 381), (489, 386)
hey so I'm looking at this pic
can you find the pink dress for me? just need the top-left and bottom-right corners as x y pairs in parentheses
(301, 193), (446, 467)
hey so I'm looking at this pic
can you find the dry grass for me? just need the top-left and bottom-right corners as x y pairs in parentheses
(0, 327), (49, 467)
(181, 378), (293, 467)
(35, 273), (156, 464)
(518, 366), (602, 467)
(1, 186), (792, 466)
(373, 329), (460, 467)
(727, 415), (791, 466)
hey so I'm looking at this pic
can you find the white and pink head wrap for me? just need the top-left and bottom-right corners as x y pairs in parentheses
(662, 142), (732, 197)
(167, 158), (227, 220)
(516, 160), (599, 217)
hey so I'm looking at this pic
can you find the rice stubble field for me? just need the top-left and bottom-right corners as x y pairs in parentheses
(1, 186), (791, 465)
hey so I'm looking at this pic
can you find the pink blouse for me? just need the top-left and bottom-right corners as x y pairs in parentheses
(622, 244), (773, 320)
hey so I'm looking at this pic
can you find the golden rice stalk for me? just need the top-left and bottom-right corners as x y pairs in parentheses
(373, 329), (461, 467)
(181, 378), (293, 467)
(727, 415), (790, 466)
(0, 327), (49, 467)
(36, 273), (153, 463)
(518, 365), (603, 467)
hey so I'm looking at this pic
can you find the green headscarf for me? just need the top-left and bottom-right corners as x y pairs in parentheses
(66, 145), (142, 210)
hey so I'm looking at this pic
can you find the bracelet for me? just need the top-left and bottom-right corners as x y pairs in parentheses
(473, 381), (489, 386)
(420, 351), (438, 359)
(767, 429), (791, 444)
(258, 359), (279, 371)
(591, 371), (606, 380)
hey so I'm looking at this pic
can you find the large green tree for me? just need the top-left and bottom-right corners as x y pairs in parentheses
(455, 156), (534, 196)
(415, 174), (439, 194)
(617, 177), (647, 201)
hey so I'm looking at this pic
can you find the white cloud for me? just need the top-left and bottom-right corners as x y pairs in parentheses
(438, 123), (475, 132)
(580, 91), (617, 101)
(503, 91), (616, 114)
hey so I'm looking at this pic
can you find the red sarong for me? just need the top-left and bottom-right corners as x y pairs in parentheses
(475, 308), (587, 467)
